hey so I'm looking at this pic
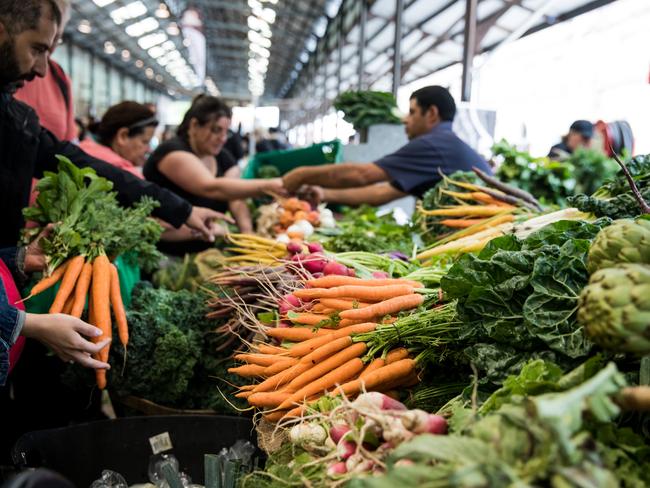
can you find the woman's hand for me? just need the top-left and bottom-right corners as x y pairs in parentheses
(22, 313), (111, 370)
(185, 207), (234, 242)
(263, 178), (288, 197)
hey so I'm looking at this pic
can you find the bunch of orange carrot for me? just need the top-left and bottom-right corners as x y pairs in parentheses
(286, 275), (426, 328)
(227, 275), (429, 421)
(228, 322), (419, 422)
(23, 254), (128, 389)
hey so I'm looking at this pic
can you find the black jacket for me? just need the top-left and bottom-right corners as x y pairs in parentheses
(0, 92), (192, 248)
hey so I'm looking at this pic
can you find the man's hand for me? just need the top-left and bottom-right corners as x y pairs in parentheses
(297, 185), (325, 207)
(24, 224), (54, 273)
(262, 177), (288, 197)
(185, 207), (234, 242)
(282, 167), (309, 193)
(22, 313), (111, 370)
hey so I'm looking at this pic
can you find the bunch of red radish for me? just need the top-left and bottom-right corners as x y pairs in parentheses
(287, 392), (447, 478)
(285, 241), (355, 278)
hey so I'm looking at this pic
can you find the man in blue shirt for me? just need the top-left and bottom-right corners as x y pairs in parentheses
(282, 86), (492, 205)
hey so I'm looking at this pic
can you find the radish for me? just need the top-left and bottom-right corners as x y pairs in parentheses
(277, 321), (291, 328)
(286, 242), (303, 254)
(278, 294), (301, 314)
(394, 459), (415, 468)
(345, 454), (374, 474)
(327, 461), (348, 477)
(347, 267), (356, 277)
(323, 261), (350, 276)
(301, 254), (328, 274)
(337, 439), (356, 460)
(372, 271), (389, 279)
(352, 392), (407, 411)
(289, 422), (327, 445)
(404, 412), (447, 435)
(307, 242), (324, 253)
(329, 424), (351, 444)
(382, 416), (415, 446)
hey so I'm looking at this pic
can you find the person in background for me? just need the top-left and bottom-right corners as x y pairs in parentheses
(283, 85), (492, 206)
(144, 95), (286, 255)
(548, 120), (593, 159)
(13, 0), (76, 142)
(75, 117), (87, 142)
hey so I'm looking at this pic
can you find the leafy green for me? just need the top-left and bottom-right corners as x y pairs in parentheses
(257, 165), (281, 179)
(333, 90), (401, 131)
(22, 156), (163, 271)
(441, 220), (607, 382)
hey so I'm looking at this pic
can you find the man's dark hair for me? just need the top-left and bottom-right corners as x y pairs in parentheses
(177, 94), (232, 140)
(410, 85), (456, 121)
(0, 0), (61, 35)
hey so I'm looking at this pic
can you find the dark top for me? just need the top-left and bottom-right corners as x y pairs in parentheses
(144, 137), (238, 256)
(375, 121), (492, 198)
(548, 141), (572, 159)
(0, 91), (192, 249)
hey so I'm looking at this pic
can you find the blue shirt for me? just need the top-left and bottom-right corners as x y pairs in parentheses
(375, 121), (492, 197)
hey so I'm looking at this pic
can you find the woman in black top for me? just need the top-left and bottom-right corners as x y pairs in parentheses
(145, 96), (284, 255)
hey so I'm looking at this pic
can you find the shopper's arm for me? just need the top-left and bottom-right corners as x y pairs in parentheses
(283, 163), (387, 193)
(319, 182), (407, 206)
(35, 129), (192, 228)
(224, 166), (254, 234)
(158, 151), (285, 200)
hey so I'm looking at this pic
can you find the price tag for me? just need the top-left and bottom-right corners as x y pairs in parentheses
(149, 432), (173, 454)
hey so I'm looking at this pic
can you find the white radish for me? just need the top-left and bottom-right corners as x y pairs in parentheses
(345, 454), (374, 473)
(329, 424), (352, 444)
(382, 416), (415, 446)
(327, 461), (348, 477)
(337, 439), (357, 460)
(353, 392), (407, 411)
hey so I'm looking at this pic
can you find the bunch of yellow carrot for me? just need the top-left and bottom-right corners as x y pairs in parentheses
(23, 254), (128, 389)
(217, 233), (288, 266)
(228, 275), (428, 420)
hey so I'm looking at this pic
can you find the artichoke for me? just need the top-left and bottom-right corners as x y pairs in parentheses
(587, 218), (650, 273)
(578, 264), (650, 353)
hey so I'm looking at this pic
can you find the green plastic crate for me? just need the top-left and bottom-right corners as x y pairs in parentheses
(242, 139), (343, 179)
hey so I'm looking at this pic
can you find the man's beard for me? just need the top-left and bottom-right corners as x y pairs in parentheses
(0, 38), (34, 91)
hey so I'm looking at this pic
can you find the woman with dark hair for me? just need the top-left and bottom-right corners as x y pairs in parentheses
(81, 101), (159, 178)
(144, 95), (283, 255)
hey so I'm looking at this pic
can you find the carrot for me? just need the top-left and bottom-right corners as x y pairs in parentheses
(306, 276), (423, 289)
(386, 347), (410, 364)
(252, 336), (353, 393)
(91, 255), (112, 364)
(440, 218), (489, 228)
(288, 313), (334, 326)
(109, 264), (128, 348)
(419, 205), (514, 217)
(96, 370), (107, 390)
(294, 285), (415, 302)
(286, 342), (367, 393)
(278, 358), (365, 410)
(359, 358), (385, 379)
(310, 303), (328, 313)
(263, 358), (299, 376)
(284, 404), (307, 419)
(62, 293), (75, 315)
(228, 364), (268, 378)
(286, 323), (376, 358)
(265, 327), (330, 342)
(22, 259), (70, 300)
(49, 255), (85, 313)
(332, 359), (416, 397)
(340, 294), (424, 321)
(338, 318), (367, 328)
(70, 261), (93, 318)
(234, 353), (293, 367)
(263, 410), (289, 422)
(318, 298), (372, 311)
(248, 391), (292, 408)
(235, 391), (253, 399)
(256, 344), (289, 355)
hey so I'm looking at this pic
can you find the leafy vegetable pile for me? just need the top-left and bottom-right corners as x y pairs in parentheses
(493, 140), (618, 207)
(333, 91), (402, 132)
(107, 282), (244, 412)
(22, 156), (163, 273)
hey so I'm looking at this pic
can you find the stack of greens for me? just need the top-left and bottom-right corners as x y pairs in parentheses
(22, 156), (163, 273)
(333, 90), (402, 132)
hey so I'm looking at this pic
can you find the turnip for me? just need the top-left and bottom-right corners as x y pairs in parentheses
(337, 439), (357, 460)
(372, 271), (390, 279)
(286, 242), (303, 254)
(353, 392), (407, 411)
(289, 422), (327, 445)
(327, 461), (348, 477)
(329, 424), (352, 444)
(323, 261), (350, 276)
(278, 294), (301, 314)
(307, 242), (324, 253)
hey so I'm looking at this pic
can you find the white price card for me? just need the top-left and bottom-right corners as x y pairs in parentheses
(149, 432), (173, 454)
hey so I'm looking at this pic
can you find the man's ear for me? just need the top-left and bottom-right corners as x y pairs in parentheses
(427, 105), (440, 123)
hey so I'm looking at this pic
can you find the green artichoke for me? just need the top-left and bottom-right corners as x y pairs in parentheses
(578, 264), (650, 353)
(587, 218), (650, 273)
